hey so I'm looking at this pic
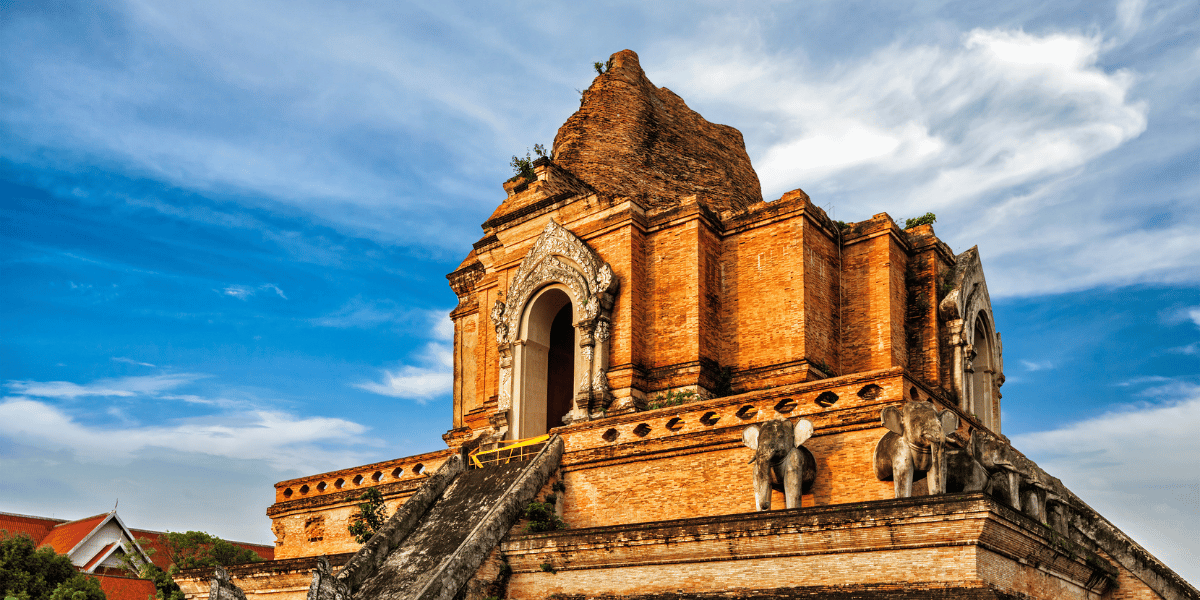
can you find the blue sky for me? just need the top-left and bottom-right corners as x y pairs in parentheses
(2, 0), (1198, 584)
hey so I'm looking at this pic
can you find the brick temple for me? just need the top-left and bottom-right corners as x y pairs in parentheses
(177, 50), (1196, 600)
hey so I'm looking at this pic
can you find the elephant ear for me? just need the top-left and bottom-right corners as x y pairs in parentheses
(881, 406), (904, 434)
(742, 425), (760, 451)
(939, 409), (960, 436)
(793, 419), (814, 447)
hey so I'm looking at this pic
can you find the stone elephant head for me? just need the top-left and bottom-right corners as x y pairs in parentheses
(967, 430), (1054, 520)
(742, 418), (817, 511)
(873, 401), (959, 498)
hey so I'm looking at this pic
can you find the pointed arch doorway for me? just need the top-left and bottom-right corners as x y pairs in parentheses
(512, 286), (576, 438)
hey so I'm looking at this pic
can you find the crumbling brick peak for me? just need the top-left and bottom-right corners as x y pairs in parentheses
(552, 49), (764, 213)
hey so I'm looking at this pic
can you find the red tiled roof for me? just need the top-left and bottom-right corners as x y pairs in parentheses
(94, 575), (156, 600)
(38, 513), (109, 555)
(0, 512), (65, 544)
(83, 542), (117, 571)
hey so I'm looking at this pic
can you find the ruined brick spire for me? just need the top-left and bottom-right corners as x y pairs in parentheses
(551, 49), (764, 213)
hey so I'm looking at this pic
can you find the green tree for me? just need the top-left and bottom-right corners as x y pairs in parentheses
(0, 533), (105, 600)
(116, 539), (182, 600)
(347, 488), (389, 544)
(157, 531), (261, 571)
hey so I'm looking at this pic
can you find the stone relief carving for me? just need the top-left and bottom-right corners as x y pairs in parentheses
(306, 556), (349, 600)
(939, 247), (1004, 430)
(595, 319), (610, 342)
(491, 219), (619, 431)
(210, 566), (248, 600)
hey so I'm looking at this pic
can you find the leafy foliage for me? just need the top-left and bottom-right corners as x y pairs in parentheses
(903, 212), (937, 229)
(508, 144), (549, 183)
(116, 539), (183, 600)
(592, 57), (613, 75)
(646, 389), (699, 410)
(347, 488), (389, 544)
(157, 531), (261, 571)
(0, 533), (105, 600)
(522, 499), (567, 534)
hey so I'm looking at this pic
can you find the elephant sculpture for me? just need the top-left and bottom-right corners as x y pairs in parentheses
(873, 401), (959, 498)
(742, 418), (817, 511)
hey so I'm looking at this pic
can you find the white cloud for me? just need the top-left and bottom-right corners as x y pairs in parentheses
(0, 398), (368, 473)
(5, 373), (204, 399)
(1011, 382), (1200, 584)
(1019, 359), (1054, 372)
(112, 357), (157, 368)
(658, 24), (1200, 296)
(355, 364), (452, 403)
(221, 283), (287, 300)
(223, 285), (254, 300)
(356, 313), (455, 402)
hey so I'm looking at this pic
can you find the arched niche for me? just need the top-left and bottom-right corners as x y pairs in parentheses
(489, 219), (619, 439)
(511, 286), (578, 438)
(968, 310), (999, 431)
(938, 246), (1005, 433)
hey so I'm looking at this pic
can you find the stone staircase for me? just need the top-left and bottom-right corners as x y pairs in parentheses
(306, 435), (563, 600)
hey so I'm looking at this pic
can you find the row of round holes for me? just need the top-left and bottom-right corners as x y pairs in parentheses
(283, 464), (427, 498)
(601, 384), (887, 443)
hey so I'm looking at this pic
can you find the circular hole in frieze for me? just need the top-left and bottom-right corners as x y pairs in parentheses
(633, 423), (651, 437)
(602, 428), (619, 442)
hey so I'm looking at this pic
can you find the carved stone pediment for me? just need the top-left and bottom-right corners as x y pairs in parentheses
(492, 219), (616, 347)
(490, 219), (619, 427)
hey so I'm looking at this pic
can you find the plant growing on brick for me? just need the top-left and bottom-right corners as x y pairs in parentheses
(904, 212), (937, 229)
(646, 389), (698, 410)
(508, 144), (550, 184)
(348, 488), (389, 543)
(523, 500), (567, 534)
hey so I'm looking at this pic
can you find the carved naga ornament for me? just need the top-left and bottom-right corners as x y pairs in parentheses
(490, 219), (619, 427)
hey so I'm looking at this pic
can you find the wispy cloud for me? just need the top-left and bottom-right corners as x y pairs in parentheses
(355, 314), (454, 402)
(659, 22), (1198, 296)
(0, 398), (370, 472)
(220, 283), (287, 300)
(1019, 359), (1055, 372)
(112, 357), (157, 368)
(5, 373), (204, 399)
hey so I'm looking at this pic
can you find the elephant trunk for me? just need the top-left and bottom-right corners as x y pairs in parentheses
(927, 434), (948, 495)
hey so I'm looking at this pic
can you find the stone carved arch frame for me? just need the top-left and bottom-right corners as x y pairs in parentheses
(939, 247), (1004, 433)
(490, 219), (618, 438)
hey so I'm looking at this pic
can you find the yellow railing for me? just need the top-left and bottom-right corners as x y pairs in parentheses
(468, 434), (550, 469)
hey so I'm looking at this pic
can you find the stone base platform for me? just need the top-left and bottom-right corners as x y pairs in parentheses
(498, 493), (1120, 600)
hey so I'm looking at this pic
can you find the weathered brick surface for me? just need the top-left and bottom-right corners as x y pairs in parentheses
(553, 50), (762, 213)
(267, 449), (451, 559)
(500, 495), (1116, 600)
